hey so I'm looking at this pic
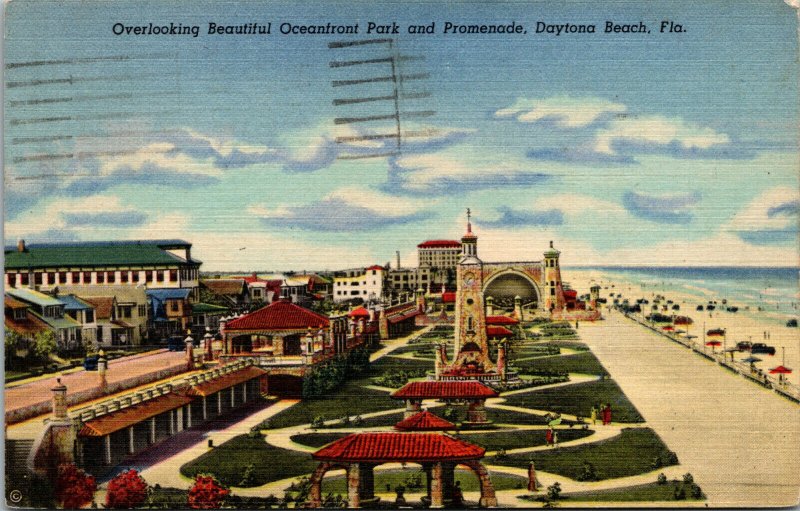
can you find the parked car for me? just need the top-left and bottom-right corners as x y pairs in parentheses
(787, 319), (798, 328)
(83, 355), (99, 371)
(751, 343), (776, 356)
(736, 341), (752, 352)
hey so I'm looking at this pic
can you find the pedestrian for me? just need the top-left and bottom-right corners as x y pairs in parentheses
(605, 404), (613, 424)
(452, 481), (463, 506)
(590, 405), (598, 425)
(553, 430), (559, 448)
(528, 462), (538, 492)
(545, 428), (553, 446)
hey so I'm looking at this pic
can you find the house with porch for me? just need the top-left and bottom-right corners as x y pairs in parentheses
(147, 288), (193, 339)
(6, 288), (81, 350)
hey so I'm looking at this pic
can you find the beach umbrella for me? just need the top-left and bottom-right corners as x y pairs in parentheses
(662, 325), (674, 332)
(674, 316), (693, 326)
(705, 340), (722, 347)
(769, 365), (792, 374)
(742, 356), (762, 364)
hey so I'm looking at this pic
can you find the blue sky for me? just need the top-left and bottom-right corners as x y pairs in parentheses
(3, 0), (799, 270)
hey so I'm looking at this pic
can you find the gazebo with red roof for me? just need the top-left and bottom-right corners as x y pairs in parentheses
(391, 381), (498, 426)
(221, 300), (332, 360)
(308, 428), (497, 508)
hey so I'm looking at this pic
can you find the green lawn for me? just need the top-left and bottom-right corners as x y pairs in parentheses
(488, 428), (678, 481)
(268, 357), (432, 429)
(180, 435), (318, 487)
(455, 428), (594, 451)
(486, 408), (554, 425)
(502, 379), (644, 423)
(320, 468), (527, 495)
(512, 351), (609, 376)
(552, 480), (705, 502)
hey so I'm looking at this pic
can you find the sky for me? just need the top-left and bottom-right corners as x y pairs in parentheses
(3, 0), (799, 271)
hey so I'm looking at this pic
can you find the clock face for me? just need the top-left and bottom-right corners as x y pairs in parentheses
(463, 273), (475, 286)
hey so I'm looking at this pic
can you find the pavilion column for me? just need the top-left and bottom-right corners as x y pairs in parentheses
(104, 435), (112, 465)
(177, 407), (184, 432)
(169, 410), (175, 435)
(430, 462), (444, 508)
(150, 417), (156, 444)
(404, 399), (422, 419)
(347, 463), (361, 509)
(128, 426), (135, 454)
(218, 392), (222, 414)
(231, 386), (235, 408)
(242, 382), (248, 403)
(466, 399), (488, 424)
(186, 405), (192, 428)
(203, 396), (207, 419)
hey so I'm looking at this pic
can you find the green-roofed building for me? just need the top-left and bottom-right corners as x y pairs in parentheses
(4, 239), (202, 302)
(6, 287), (81, 349)
(191, 302), (230, 332)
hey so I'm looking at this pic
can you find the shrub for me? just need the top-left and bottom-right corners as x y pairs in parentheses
(187, 475), (229, 509)
(546, 481), (562, 501)
(106, 469), (148, 509)
(239, 463), (256, 487)
(657, 473), (668, 485)
(55, 463), (97, 509)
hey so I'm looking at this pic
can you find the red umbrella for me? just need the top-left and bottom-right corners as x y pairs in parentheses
(662, 326), (674, 331)
(706, 340), (722, 347)
(769, 365), (793, 374)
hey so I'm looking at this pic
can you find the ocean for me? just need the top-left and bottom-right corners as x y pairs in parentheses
(573, 266), (799, 325)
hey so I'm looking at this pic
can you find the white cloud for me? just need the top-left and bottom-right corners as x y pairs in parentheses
(326, 187), (430, 216)
(534, 194), (627, 217)
(594, 115), (730, 155)
(495, 96), (627, 128)
(726, 187), (798, 233)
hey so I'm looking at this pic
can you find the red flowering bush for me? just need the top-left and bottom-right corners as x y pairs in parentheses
(187, 475), (230, 509)
(105, 469), (149, 509)
(55, 463), (97, 509)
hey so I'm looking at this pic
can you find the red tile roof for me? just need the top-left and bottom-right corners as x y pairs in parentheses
(78, 393), (193, 437)
(487, 325), (514, 338)
(442, 292), (456, 303)
(185, 366), (268, 397)
(4, 296), (28, 309)
(391, 381), (498, 399)
(81, 296), (115, 320)
(225, 300), (329, 331)
(486, 315), (519, 325)
(348, 306), (371, 318)
(394, 411), (456, 431)
(564, 290), (578, 299)
(417, 240), (462, 249)
(365, 265), (385, 271)
(388, 309), (420, 324)
(313, 432), (484, 462)
(201, 279), (247, 296)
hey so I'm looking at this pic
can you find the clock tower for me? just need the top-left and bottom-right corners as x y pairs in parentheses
(452, 209), (495, 373)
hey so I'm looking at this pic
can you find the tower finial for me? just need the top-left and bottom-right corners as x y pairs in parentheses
(550, 240), (553, 248)
(466, 208), (472, 233)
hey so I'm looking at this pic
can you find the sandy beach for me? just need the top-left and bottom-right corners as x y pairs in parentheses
(566, 268), (800, 386)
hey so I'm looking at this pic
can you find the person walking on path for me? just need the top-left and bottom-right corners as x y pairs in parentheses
(590, 405), (598, 425)
(553, 430), (559, 448)
(545, 427), (553, 446)
(528, 462), (539, 492)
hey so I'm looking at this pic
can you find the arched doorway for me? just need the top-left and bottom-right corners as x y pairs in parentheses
(483, 271), (540, 311)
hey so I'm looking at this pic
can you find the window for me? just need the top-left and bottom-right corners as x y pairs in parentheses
(138, 304), (147, 317)
(96, 272), (105, 284)
(20, 273), (28, 285)
(146, 271), (153, 283)
(85, 310), (94, 323)
(156, 271), (164, 283)
(118, 306), (132, 318)
(551, 288), (555, 296)
(121, 272), (129, 283)
(59, 271), (67, 284)
(371, 270), (376, 275)
(351, 290), (359, 295)
(47, 272), (55, 284)
(34, 273), (43, 285)
(171, 301), (179, 312)
(169, 269), (178, 282)
(132, 272), (139, 283)
(107, 271), (115, 283)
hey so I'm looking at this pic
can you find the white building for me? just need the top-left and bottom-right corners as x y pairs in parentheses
(333, 265), (385, 303)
